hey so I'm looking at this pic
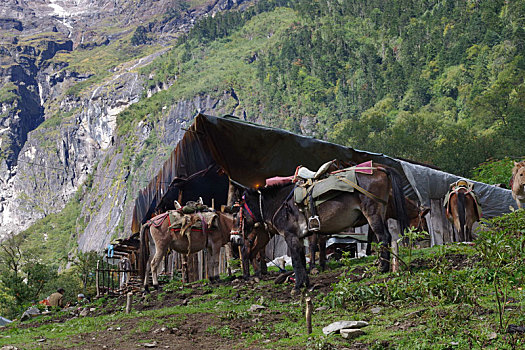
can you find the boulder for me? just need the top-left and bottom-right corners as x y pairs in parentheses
(341, 328), (365, 339)
(322, 321), (369, 335)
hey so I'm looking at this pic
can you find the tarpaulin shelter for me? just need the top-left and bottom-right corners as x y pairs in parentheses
(131, 113), (516, 235)
(0, 316), (12, 326)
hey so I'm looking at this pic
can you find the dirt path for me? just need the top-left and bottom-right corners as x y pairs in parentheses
(32, 269), (346, 350)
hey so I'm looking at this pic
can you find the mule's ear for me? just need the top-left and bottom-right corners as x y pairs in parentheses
(515, 161), (520, 166)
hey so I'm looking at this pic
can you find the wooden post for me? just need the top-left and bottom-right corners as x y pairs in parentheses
(391, 239), (399, 273)
(305, 297), (313, 334)
(96, 260), (100, 297)
(212, 198), (215, 210)
(227, 179), (237, 206)
(126, 292), (133, 314)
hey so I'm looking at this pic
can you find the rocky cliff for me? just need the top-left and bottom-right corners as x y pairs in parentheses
(0, 0), (250, 248)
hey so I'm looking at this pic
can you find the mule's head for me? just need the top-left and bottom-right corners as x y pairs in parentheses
(512, 162), (525, 199)
(409, 206), (430, 232)
(513, 161), (525, 186)
(231, 197), (261, 258)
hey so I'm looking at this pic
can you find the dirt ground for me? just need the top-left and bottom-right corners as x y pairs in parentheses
(17, 269), (350, 350)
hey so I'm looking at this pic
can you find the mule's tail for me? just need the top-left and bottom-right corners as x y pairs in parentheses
(139, 223), (150, 287)
(385, 168), (409, 235)
(457, 191), (466, 241)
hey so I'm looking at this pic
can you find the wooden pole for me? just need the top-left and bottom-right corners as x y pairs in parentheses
(96, 260), (100, 297)
(126, 292), (133, 314)
(305, 297), (313, 334)
(178, 190), (184, 206)
(391, 239), (399, 273)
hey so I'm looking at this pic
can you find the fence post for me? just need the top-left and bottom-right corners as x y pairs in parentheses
(126, 292), (133, 314)
(96, 260), (100, 297)
(306, 297), (313, 334)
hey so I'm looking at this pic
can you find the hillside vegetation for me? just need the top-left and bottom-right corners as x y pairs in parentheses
(127, 0), (525, 176)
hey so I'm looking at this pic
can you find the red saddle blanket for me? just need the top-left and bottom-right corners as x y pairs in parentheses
(265, 176), (294, 186)
(148, 212), (169, 227)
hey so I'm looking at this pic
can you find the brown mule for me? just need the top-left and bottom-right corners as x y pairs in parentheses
(140, 211), (235, 290)
(444, 181), (481, 242)
(511, 161), (525, 209)
(366, 195), (430, 254)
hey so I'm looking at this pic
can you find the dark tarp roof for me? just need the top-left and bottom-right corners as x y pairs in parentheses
(131, 113), (515, 233)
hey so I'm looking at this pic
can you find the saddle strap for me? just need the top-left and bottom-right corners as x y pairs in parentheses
(335, 176), (387, 205)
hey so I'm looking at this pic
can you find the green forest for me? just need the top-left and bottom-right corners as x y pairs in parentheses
(134, 0), (525, 177)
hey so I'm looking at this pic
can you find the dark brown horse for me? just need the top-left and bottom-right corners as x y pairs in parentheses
(140, 210), (235, 290)
(444, 180), (481, 242)
(511, 161), (525, 209)
(231, 199), (278, 279)
(242, 164), (408, 293)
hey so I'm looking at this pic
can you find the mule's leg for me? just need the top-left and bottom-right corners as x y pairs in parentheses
(206, 249), (217, 283)
(207, 241), (221, 283)
(259, 250), (268, 275)
(224, 243), (233, 276)
(319, 235), (327, 271)
(143, 259), (151, 292)
(149, 244), (168, 290)
(366, 229), (378, 256)
(252, 253), (261, 277)
(239, 243), (251, 279)
(182, 254), (188, 283)
(363, 212), (391, 273)
(284, 231), (309, 292)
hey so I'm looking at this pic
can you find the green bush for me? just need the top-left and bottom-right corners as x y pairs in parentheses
(471, 157), (517, 185)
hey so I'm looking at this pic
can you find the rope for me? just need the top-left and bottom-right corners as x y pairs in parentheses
(257, 190), (265, 222)
(335, 176), (387, 204)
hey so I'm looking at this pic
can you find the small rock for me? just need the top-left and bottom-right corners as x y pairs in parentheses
(370, 307), (382, 314)
(79, 308), (89, 317)
(36, 338), (46, 342)
(340, 329), (364, 339)
(89, 308), (96, 312)
(488, 332), (498, 340)
(315, 306), (328, 312)
(1, 346), (19, 350)
(322, 321), (369, 335)
(116, 327), (121, 331)
(254, 277), (260, 283)
(107, 327), (114, 331)
(248, 304), (266, 312)
(144, 341), (157, 348)
(449, 342), (459, 346)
